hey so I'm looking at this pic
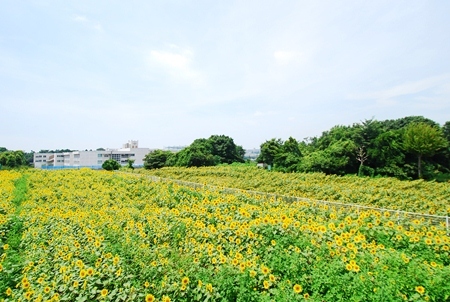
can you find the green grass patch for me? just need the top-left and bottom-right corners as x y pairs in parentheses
(0, 174), (28, 296)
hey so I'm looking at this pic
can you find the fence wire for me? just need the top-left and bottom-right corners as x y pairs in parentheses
(119, 172), (450, 234)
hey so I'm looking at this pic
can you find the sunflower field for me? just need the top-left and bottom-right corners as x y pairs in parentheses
(140, 166), (450, 215)
(0, 168), (449, 301)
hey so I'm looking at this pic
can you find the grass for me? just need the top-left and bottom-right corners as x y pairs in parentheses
(0, 175), (28, 295)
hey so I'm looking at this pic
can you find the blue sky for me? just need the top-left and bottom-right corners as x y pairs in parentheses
(1, 1), (449, 151)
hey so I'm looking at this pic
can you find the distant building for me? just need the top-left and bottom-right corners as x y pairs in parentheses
(244, 148), (260, 161)
(163, 146), (187, 152)
(34, 140), (152, 169)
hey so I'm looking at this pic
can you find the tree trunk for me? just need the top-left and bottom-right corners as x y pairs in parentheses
(418, 154), (422, 179)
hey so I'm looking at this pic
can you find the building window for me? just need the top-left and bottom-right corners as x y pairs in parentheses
(98, 154), (103, 158)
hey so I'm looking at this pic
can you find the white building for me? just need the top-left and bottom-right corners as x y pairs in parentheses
(34, 140), (152, 169)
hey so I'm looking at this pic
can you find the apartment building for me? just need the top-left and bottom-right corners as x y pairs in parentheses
(34, 140), (152, 169)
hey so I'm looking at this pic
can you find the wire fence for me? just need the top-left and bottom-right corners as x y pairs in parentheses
(119, 171), (450, 234)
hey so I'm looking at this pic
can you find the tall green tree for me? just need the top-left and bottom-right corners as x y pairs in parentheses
(173, 139), (216, 167)
(208, 135), (245, 164)
(300, 139), (356, 175)
(257, 138), (283, 167)
(403, 122), (448, 178)
(274, 137), (302, 172)
(172, 135), (245, 167)
(144, 150), (174, 169)
(443, 121), (450, 143)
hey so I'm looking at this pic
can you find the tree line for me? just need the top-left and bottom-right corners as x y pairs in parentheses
(0, 149), (28, 168)
(144, 135), (245, 169)
(256, 116), (449, 180)
(143, 116), (450, 181)
(2, 116), (449, 181)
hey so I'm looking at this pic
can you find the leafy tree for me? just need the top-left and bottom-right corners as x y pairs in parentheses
(369, 130), (409, 179)
(24, 151), (34, 166)
(300, 139), (356, 175)
(170, 135), (245, 168)
(403, 122), (448, 178)
(443, 121), (450, 143)
(0, 150), (27, 168)
(102, 159), (120, 171)
(383, 116), (439, 131)
(144, 150), (174, 169)
(174, 140), (216, 167)
(254, 116), (450, 180)
(126, 159), (135, 170)
(257, 138), (283, 167)
(0, 147), (7, 153)
(208, 135), (245, 164)
(274, 137), (302, 172)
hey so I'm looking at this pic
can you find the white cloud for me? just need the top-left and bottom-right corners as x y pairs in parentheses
(147, 47), (203, 85)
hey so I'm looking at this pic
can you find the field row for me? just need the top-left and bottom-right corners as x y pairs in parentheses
(0, 169), (449, 301)
(140, 166), (450, 215)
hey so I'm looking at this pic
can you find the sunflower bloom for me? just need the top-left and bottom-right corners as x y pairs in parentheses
(182, 277), (189, 285)
(100, 289), (108, 297)
(415, 286), (425, 295)
(162, 295), (171, 302)
(293, 284), (303, 294)
(145, 294), (155, 302)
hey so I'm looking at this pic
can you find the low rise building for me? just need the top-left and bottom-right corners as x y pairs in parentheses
(34, 140), (152, 169)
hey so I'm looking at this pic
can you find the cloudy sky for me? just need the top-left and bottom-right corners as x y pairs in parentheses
(1, 1), (449, 151)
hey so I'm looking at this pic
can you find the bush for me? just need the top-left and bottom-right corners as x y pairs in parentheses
(102, 159), (120, 171)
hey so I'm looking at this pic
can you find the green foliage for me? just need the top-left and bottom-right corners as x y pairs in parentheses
(258, 116), (450, 180)
(126, 159), (135, 170)
(171, 135), (245, 167)
(208, 135), (245, 164)
(144, 150), (174, 169)
(300, 140), (357, 175)
(174, 139), (216, 167)
(0, 150), (27, 168)
(0, 175), (27, 296)
(273, 137), (302, 172)
(403, 122), (448, 178)
(443, 121), (450, 143)
(102, 159), (120, 171)
(403, 122), (448, 157)
(257, 139), (283, 166)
